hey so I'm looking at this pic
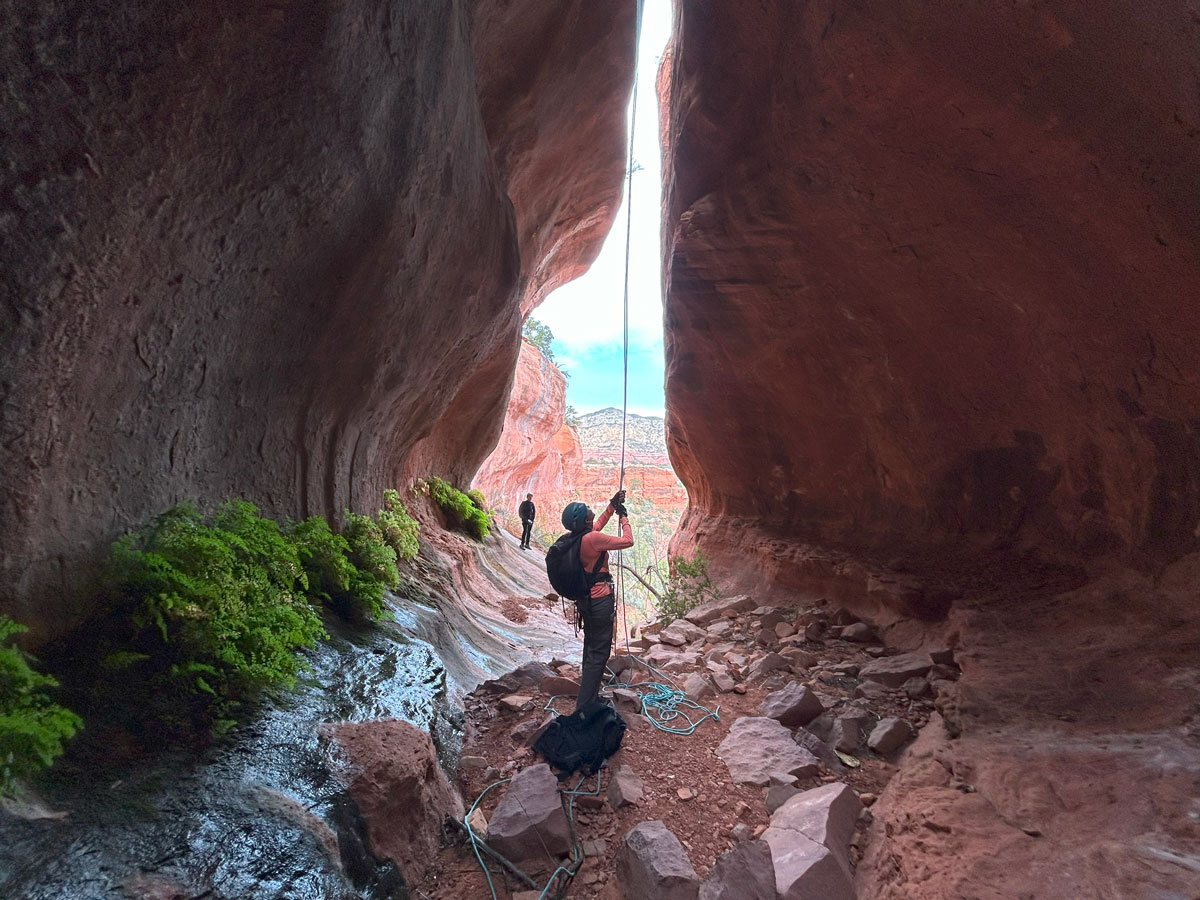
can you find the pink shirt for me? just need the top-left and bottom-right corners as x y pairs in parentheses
(580, 504), (634, 598)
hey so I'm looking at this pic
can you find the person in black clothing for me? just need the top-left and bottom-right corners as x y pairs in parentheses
(518, 493), (535, 549)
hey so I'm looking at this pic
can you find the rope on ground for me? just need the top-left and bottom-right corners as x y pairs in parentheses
(600, 656), (721, 735)
(459, 769), (603, 900)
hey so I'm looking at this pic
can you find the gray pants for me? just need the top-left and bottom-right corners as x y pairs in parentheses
(575, 592), (615, 712)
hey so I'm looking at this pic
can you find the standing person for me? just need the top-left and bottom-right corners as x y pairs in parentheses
(559, 490), (633, 711)
(518, 492), (536, 550)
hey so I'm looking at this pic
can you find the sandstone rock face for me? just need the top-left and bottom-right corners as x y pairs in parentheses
(472, 341), (584, 523)
(859, 559), (1200, 900)
(661, 0), (1200, 603)
(322, 719), (464, 885)
(0, 0), (636, 639)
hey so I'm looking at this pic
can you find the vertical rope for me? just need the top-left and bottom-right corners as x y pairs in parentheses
(617, 0), (644, 654)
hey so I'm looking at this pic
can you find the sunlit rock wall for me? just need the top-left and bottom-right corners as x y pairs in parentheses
(661, 0), (1199, 603)
(472, 340), (583, 520)
(0, 0), (634, 640)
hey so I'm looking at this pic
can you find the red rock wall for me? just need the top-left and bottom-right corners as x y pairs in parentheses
(472, 340), (583, 519)
(0, 0), (634, 640)
(662, 0), (1200, 597)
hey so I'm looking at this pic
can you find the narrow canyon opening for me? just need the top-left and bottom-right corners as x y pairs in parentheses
(1, 2), (1197, 900)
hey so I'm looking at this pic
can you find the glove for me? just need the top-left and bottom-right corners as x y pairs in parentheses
(614, 502), (628, 518)
(609, 489), (626, 508)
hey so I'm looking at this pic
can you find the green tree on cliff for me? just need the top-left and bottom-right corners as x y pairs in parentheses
(522, 316), (556, 364)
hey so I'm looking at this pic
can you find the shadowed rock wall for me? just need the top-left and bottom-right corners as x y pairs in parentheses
(0, 0), (634, 640)
(661, 0), (1199, 600)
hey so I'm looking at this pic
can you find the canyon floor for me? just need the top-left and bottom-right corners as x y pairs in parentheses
(411, 539), (1200, 900)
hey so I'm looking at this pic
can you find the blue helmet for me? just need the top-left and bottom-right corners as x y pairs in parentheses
(561, 501), (589, 532)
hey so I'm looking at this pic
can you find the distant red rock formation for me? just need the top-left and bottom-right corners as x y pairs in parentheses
(473, 341), (583, 520)
(474, 354), (687, 531)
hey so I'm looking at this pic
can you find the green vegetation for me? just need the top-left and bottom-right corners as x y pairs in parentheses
(80, 493), (419, 739)
(340, 512), (399, 621)
(522, 316), (556, 363)
(0, 617), (82, 794)
(425, 477), (490, 541)
(466, 489), (489, 514)
(564, 405), (581, 428)
(102, 499), (328, 733)
(658, 551), (719, 621)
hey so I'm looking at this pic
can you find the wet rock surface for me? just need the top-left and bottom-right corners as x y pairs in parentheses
(0, 532), (573, 900)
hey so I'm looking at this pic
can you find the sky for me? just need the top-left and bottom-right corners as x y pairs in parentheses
(535, 1), (673, 418)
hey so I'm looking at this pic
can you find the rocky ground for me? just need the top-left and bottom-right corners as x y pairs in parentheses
(411, 594), (956, 899)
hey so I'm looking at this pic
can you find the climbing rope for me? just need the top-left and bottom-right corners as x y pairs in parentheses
(616, 0), (645, 655)
(461, 769), (602, 900)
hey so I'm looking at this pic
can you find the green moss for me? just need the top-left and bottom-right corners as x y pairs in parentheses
(427, 477), (490, 541)
(0, 617), (82, 794)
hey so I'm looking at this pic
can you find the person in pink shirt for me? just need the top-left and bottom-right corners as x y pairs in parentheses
(560, 489), (633, 711)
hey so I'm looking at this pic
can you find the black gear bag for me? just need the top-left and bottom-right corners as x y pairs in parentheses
(533, 700), (626, 777)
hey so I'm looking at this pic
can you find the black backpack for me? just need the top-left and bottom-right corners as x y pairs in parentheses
(533, 700), (626, 777)
(545, 531), (606, 602)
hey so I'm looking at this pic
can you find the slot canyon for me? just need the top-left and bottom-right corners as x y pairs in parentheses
(1, 2), (1197, 900)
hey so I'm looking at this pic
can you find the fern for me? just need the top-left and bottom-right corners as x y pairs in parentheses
(428, 477), (490, 541)
(0, 617), (82, 793)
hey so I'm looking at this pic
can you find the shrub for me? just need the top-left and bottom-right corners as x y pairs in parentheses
(340, 512), (400, 621)
(0, 617), (82, 793)
(378, 489), (420, 561)
(103, 499), (327, 734)
(427, 477), (490, 541)
(658, 552), (720, 621)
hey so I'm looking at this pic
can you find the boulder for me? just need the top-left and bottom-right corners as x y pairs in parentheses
(612, 688), (643, 714)
(829, 715), (864, 752)
(660, 619), (707, 646)
(682, 673), (715, 701)
(539, 675), (581, 696)
(757, 609), (789, 630)
(607, 764), (644, 809)
(759, 682), (825, 727)
(717, 717), (821, 786)
(854, 680), (890, 701)
(858, 652), (933, 687)
(903, 677), (931, 699)
(794, 729), (846, 774)
(775, 622), (797, 638)
(683, 593), (756, 625)
(711, 671), (737, 693)
(486, 764), (570, 865)
(762, 783), (861, 900)
(868, 717), (915, 754)
(609, 654), (637, 678)
(841, 622), (875, 642)
(499, 694), (533, 711)
(929, 646), (957, 666)
(747, 652), (791, 681)
(616, 820), (700, 900)
(706, 619), (733, 637)
(766, 783), (801, 814)
(803, 622), (826, 642)
(781, 648), (817, 670)
(321, 720), (464, 885)
(698, 840), (776, 900)
(481, 662), (556, 694)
